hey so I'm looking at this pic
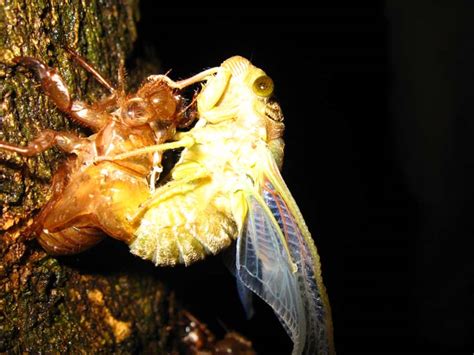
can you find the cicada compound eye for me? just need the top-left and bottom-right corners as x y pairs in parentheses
(122, 98), (152, 126)
(252, 75), (274, 97)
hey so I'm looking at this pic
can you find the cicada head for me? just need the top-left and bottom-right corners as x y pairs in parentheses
(196, 56), (286, 165)
(219, 56), (276, 117)
(223, 56), (286, 166)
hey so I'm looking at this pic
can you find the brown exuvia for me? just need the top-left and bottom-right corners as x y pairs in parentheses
(0, 51), (193, 254)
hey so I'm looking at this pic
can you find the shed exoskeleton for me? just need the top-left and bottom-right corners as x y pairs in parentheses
(0, 51), (199, 254)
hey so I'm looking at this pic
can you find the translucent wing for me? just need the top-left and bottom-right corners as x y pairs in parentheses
(222, 244), (255, 319)
(236, 151), (334, 355)
(237, 192), (305, 353)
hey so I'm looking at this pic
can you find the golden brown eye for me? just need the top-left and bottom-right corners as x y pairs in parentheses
(252, 75), (274, 97)
(122, 99), (151, 125)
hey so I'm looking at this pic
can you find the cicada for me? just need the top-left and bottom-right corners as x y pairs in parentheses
(114, 56), (335, 354)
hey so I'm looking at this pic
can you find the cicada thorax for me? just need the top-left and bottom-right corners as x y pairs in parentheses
(93, 121), (158, 175)
(120, 77), (192, 129)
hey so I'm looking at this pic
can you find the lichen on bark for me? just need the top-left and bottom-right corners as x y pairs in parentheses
(0, 1), (182, 352)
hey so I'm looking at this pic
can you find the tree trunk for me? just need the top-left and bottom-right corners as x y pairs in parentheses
(0, 1), (182, 352)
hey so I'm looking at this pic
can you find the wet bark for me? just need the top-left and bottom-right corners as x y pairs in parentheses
(0, 1), (181, 352)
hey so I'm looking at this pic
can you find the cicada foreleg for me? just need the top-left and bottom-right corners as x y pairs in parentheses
(14, 56), (111, 131)
(183, 67), (236, 124)
(147, 67), (221, 90)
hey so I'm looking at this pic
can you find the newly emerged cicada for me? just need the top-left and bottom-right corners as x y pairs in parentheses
(111, 56), (335, 354)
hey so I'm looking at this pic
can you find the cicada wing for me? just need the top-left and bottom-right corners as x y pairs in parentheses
(222, 244), (255, 319)
(236, 272), (255, 319)
(237, 192), (306, 355)
(260, 153), (335, 355)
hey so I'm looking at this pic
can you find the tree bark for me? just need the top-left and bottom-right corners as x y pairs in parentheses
(0, 1), (181, 352)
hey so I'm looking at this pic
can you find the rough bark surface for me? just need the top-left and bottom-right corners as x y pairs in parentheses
(0, 1), (181, 352)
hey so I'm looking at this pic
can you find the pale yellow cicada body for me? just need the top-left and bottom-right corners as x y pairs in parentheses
(121, 56), (335, 354)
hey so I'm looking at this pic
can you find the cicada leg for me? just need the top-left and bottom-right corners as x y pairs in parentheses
(96, 134), (195, 163)
(65, 47), (116, 94)
(0, 129), (86, 156)
(147, 67), (221, 90)
(156, 66), (234, 124)
(13, 56), (110, 130)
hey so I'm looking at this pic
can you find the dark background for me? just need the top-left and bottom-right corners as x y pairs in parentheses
(129, 2), (474, 353)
